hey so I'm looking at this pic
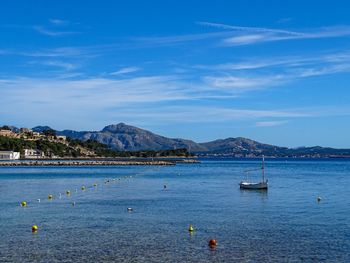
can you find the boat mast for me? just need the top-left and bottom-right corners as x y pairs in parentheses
(262, 155), (265, 183)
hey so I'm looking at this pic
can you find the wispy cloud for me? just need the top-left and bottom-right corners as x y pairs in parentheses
(203, 75), (284, 91)
(49, 19), (70, 26)
(20, 47), (89, 58)
(33, 26), (79, 37)
(198, 21), (350, 46)
(130, 31), (233, 46)
(101, 106), (308, 125)
(198, 21), (304, 36)
(195, 52), (350, 71)
(110, 67), (141, 75)
(29, 60), (78, 71)
(255, 120), (289, 127)
(198, 51), (350, 92)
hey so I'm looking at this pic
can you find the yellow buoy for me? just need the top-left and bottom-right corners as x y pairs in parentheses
(188, 224), (194, 232)
(48, 194), (53, 200)
(81, 186), (86, 191)
(66, 190), (71, 195)
(32, 225), (38, 232)
(20, 201), (27, 207)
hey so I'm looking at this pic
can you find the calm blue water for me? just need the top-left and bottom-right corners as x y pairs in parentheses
(0, 159), (349, 262)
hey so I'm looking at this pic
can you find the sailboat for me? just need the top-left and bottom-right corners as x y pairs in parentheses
(239, 155), (268, 190)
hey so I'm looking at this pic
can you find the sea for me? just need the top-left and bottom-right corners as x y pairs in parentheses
(0, 158), (349, 262)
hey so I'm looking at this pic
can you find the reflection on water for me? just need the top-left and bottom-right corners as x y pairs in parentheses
(240, 188), (268, 200)
(0, 159), (349, 262)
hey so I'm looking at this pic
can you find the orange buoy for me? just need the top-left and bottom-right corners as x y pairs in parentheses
(208, 239), (217, 248)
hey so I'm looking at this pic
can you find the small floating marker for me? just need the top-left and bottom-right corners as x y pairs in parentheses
(37, 199), (41, 203)
(81, 186), (86, 191)
(32, 225), (38, 233)
(127, 207), (133, 212)
(20, 201), (27, 207)
(317, 196), (322, 202)
(72, 201), (76, 206)
(48, 194), (53, 200)
(59, 193), (62, 199)
(208, 239), (217, 248)
(75, 189), (78, 193)
(164, 184), (167, 189)
(93, 183), (97, 187)
(66, 190), (71, 195)
(188, 224), (194, 232)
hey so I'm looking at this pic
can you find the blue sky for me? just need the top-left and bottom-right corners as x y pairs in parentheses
(1, 0), (350, 147)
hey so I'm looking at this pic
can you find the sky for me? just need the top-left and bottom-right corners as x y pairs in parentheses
(1, 0), (350, 148)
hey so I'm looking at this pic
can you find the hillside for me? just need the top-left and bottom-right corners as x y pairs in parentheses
(0, 135), (191, 158)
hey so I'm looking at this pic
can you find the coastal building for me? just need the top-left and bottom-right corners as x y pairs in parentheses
(0, 151), (20, 160)
(24, 149), (45, 159)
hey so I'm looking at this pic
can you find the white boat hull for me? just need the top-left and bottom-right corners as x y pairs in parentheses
(239, 181), (268, 190)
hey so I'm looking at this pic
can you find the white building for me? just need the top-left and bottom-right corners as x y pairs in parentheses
(24, 149), (45, 159)
(0, 151), (20, 160)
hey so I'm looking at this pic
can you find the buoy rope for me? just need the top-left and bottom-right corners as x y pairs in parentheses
(17, 166), (158, 207)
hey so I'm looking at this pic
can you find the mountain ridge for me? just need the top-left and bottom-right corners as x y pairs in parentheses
(28, 123), (350, 157)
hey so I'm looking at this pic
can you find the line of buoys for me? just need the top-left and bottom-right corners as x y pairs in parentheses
(21, 172), (148, 240)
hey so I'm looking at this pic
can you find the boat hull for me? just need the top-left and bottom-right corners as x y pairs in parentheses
(239, 181), (268, 190)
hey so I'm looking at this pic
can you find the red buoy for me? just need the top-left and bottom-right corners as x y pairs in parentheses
(208, 239), (217, 248)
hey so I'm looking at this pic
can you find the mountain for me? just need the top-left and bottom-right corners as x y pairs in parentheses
(199, 137), (289, 156)
(26, 122), (348, 158)
(32, 126), (54, 133)
(56, 123), (206, 152)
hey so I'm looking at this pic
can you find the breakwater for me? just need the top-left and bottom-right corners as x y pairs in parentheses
(0, 160), (175, 166)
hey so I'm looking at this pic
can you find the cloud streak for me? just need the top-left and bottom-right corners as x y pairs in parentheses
(33, 26), (79, 37)
(198, 22), (350, 46)
(110, 67), (141, 75)
(49, 19), (70, 26)
(255, 120), (289, 127)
